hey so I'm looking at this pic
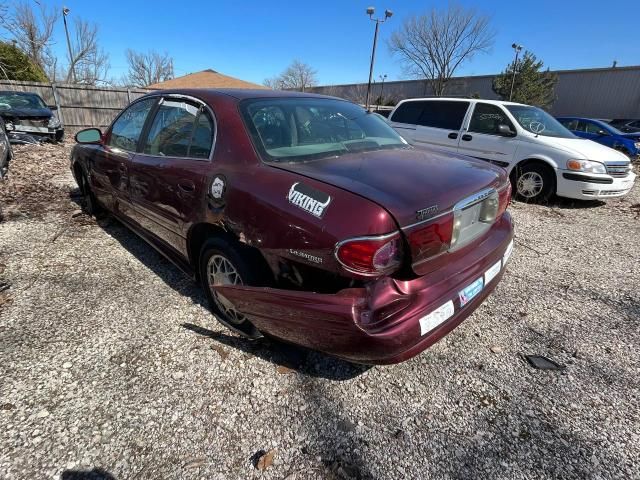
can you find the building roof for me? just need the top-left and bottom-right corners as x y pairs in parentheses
(147, 69), (267, 90)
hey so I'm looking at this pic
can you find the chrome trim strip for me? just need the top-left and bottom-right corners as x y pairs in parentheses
(453, 187), (496, 211)
(401, 182), (509, 231)
(107, 93), (218, 162)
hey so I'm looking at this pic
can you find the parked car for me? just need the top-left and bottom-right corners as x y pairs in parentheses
(0, 116), (12, 179)
(388, 98), (636, 202)
(0, 91), (64, 143)
(70, 89), (514, 365)
(556, 117), (640, 159)
(608, 119), (640, 133)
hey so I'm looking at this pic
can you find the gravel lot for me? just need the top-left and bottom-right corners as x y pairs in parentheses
(0, 143), (638, 480)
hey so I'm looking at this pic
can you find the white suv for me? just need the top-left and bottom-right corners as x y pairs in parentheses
(388, 98), (636, 202)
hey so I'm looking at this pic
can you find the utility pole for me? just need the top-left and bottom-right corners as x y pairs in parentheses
(509, 43), (523, 101)
(365, 7), (392, 111)
(378, 74), (387, 109)
(62, 7), (76, 83)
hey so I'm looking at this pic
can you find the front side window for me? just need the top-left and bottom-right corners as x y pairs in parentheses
(468, 103), (515, 135)
(416, 101), (470, 130)
(505, 105), (576, 138)
(241, 98), (408, 163)
(108, 98), (157, 152)
(578, 121), (607, 135)
(141, 99), (214, 158)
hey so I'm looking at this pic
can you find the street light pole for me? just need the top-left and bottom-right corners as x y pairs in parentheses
(62, 7), (76, 83)
(365, 7), (392, 111)
(509, 43), (523, 101)
(378, 74), (387, 109)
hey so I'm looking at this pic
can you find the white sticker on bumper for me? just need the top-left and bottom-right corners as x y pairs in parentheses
(484, 260), (502, 285)
(503, 239), (514, 265)
(419, 300), (454, 336)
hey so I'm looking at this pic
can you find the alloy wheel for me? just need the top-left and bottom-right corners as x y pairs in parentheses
(517, 171), (544, 199)
(207, 254), (246, 325)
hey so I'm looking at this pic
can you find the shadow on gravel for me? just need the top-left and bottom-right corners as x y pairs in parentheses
(182, 322), (369, 381)
(513, 196), (605, 210)
(94, 217), (209, 309)
(61, 468), (117, 480)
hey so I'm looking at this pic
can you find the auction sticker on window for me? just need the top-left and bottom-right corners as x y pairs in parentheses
(459, 277), (484, 307)
(419, 300), (454, 336)
(484, 260), (502, 285)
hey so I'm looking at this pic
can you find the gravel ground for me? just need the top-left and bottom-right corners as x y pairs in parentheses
(0, 144), (639, 480)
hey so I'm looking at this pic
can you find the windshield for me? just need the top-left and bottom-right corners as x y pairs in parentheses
(0, 92), (47, 110)
(240, 98), (408, 163)
(506, 105), (576, 138)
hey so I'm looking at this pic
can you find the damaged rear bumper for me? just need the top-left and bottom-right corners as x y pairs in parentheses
(216, 213), (514, 365)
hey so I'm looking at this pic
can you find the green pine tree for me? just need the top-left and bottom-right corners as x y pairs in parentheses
(492, 51), (557, 109)
(0, 41), (49, 82)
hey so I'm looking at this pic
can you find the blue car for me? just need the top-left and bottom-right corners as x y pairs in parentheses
(557, 117), (640, 159)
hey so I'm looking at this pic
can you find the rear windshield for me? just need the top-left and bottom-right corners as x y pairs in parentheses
(240, 97), (408, 163)
(0, 92), (47, 110)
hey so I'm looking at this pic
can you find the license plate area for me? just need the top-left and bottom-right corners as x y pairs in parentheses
(450, 188), (498, 251)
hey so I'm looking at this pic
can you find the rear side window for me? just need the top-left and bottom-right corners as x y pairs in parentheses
(416, 101), (469, 130)
(468, 103), (515, 135)
(558, 119), (579, 130)
(143, 99), (214, 158)
(109, 98), (156, 152)
(390, 101), (424, 124)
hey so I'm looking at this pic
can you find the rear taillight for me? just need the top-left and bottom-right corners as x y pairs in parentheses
(335, 232), (404, 276)
(497, 182), (512, 217)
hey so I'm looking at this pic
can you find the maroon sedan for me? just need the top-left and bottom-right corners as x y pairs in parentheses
(71, 89), (513, 364)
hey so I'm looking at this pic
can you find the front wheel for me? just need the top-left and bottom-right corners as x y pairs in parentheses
(513, 163), (555, 203)
(199, 237), (266, 339)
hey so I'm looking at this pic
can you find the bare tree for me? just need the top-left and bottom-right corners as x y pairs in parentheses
(389, 4), (494, 96)
(5, 2), (57, 75)
(125, 49), (174, 87)
(63, 18), (110, 85)
(263, 60), (317, 92)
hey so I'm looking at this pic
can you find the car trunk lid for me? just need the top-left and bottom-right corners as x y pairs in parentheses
(272, 147), (508, 273)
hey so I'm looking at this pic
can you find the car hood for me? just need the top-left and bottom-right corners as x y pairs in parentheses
(0, 107), (52, 119)
(524, 135), (630, 163)
(621, 133), (640, 140)
(271, 147), (507, 227)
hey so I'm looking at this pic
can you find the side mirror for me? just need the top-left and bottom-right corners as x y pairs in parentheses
(75, 128), (103, 144)
(597, 130), (609, 136)
(498, 124), (516, 137)
(48, 105), (58, 110)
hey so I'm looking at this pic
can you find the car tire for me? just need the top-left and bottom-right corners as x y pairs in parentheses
(199, 237), (270, 340)
(79, 171), (102, 216)
(513, 162), (555, 203)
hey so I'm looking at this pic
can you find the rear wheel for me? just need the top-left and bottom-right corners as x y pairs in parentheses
(513, 162), (555, 203)
(199, 237), (267, 339)
(79, 171), (102, 216)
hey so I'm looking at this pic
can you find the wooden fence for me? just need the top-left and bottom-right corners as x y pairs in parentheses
(0, 80), (155, 130)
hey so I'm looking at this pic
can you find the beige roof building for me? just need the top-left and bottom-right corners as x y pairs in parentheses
(147, 69), (267, 90)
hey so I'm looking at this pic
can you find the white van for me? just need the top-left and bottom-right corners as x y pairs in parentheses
(388, 98), (636, 202)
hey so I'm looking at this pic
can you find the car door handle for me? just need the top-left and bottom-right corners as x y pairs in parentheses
(462, 134), (473, 141)
(448, 132), (458, 139)
(178, 181), (195, 192)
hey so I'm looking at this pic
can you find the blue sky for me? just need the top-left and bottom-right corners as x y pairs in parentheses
(47, 0), (639, 86)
